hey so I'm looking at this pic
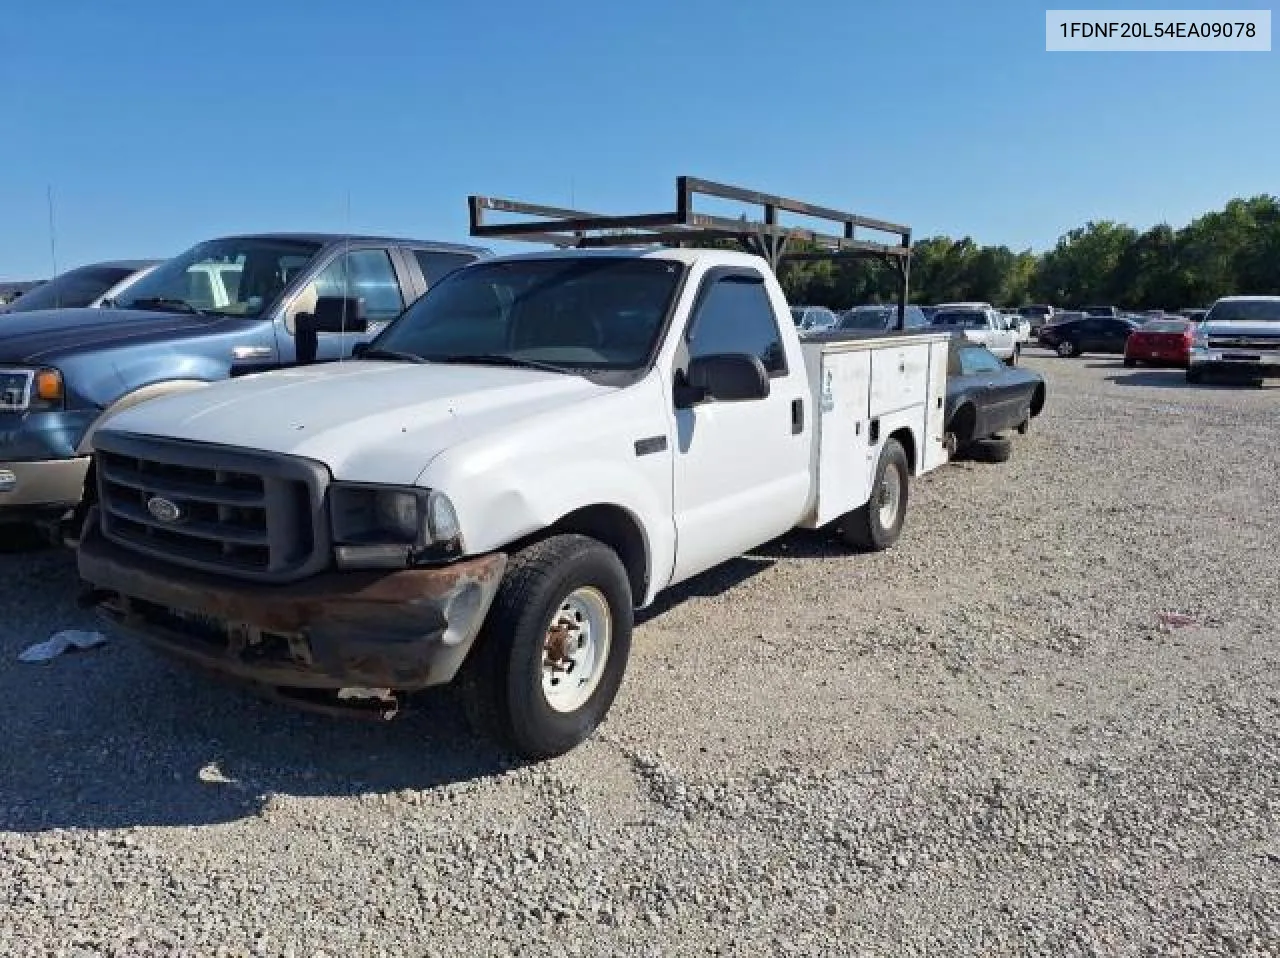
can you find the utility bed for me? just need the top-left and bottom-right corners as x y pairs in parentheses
(800, 332), (951, 528)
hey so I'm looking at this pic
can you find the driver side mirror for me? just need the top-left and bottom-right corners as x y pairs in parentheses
(295, 296), (368, 366)
(307, 295), (368, 334)
(675, 353), (771, 408)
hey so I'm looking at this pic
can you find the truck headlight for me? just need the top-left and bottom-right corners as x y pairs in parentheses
(330, 484), (462, 568)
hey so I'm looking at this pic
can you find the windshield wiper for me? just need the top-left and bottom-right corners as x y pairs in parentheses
(435, 354), (571, 374)
(359, 348), (429, 364)
(125, 297), (207, 316)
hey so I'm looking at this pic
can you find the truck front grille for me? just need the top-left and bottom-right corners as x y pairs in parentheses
(95, 432), (331, 583)
(1207, 336), (1280, 351)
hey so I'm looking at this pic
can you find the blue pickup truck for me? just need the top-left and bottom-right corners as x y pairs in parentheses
(0, 232), (488, 539)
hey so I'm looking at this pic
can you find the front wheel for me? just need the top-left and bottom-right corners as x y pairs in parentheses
(840, 438), (909, 552)
(460, 534), (633, 760)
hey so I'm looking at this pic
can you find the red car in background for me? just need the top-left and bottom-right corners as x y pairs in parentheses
(1124, 317), (1195, 368)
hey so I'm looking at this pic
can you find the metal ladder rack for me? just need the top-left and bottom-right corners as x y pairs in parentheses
(467, 176), (914, 329)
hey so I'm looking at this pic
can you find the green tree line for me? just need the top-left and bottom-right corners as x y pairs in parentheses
(779, 194), (1280, 310)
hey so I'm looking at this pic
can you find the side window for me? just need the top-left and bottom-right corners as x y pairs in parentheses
(297, 248), (404, 324)
(414, 250), (477, 287)
(687, 275), (787, 375)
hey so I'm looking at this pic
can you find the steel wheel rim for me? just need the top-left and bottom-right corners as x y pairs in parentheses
(877, 462), (904, 529)
(541, 586), (611, 714)
(1057, 341), (1072, 357)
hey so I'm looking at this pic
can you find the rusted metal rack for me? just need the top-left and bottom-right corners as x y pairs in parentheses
(467, 176), (914, 330)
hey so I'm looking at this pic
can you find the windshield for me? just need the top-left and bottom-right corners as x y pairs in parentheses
(113, 237), (322, 317)
(841, 306), (891, 330)
(3, 264), (139, 312)
(932, 310), (987, 329)
(372, 257), (684, 370)
(1206, 300), (1280, 323)
(1142, 319), (1191, 333)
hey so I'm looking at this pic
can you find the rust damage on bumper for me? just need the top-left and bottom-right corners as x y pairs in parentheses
(77, 517), (507, 709)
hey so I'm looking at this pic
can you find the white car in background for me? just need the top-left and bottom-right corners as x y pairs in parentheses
(1002, 312), (1032, 343)
(930, 306), (1020, 364)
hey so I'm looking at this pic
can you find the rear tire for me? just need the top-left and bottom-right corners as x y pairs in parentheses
(459, 534), (632, 760)
(840, 438), (909, 552)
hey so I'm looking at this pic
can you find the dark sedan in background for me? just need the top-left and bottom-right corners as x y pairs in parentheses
(0, 260), (159, 315)
(944, 334), (1045, 460)
(1037, 316), (1140, 357)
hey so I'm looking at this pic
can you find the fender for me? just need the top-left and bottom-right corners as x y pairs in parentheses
(428, 455), (674, 608)
(75, 380), (213, 456)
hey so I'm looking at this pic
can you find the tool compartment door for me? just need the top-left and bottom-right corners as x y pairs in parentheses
(869, 343), (931, 418)
(922, 339), (950, 472)
(809, 348), (874, 526)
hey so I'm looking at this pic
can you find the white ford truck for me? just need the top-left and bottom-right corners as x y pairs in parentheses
(77, 179), (952, 759)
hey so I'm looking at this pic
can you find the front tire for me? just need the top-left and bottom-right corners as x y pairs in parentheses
(840, 438), (909, 552)
(460, 534), (633, 760)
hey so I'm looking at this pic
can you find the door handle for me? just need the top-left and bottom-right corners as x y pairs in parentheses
(791, 398), (804, 434)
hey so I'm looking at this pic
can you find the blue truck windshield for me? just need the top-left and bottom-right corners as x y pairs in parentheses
(113, 238), (322, 318)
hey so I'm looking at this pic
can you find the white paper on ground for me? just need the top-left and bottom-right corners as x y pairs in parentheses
(18, 629), (110, 663)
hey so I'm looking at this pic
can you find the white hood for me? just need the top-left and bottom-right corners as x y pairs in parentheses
(100, 360), (612, 485)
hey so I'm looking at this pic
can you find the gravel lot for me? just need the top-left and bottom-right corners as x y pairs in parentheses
(2, 354), (1278, 957)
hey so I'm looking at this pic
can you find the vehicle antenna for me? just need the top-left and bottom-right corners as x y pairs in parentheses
(46, 185), (60, 305)
(339, 188), (352, 361)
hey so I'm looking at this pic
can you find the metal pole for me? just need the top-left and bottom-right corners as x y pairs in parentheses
(895, 231), (912, 331)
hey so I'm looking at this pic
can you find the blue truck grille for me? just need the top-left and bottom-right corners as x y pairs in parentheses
(94, 433), (331, 583)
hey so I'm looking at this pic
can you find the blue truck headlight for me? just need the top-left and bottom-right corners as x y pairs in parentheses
(330, 484), (462, 568)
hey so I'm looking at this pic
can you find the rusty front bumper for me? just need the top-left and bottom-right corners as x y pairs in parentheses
(77, 515), (507, 704)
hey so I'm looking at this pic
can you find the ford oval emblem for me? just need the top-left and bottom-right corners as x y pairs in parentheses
(146, 496), (183, 524)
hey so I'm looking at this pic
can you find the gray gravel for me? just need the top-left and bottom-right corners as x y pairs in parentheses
(2, 354), (1279, 956)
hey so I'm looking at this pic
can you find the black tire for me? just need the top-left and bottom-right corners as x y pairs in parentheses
(972, 437), (1013, 463)
(1006, 344), (1020, 367)
(1123, 358), (1136, 368)
(1186, 367), (1203, 384)
(840, 438), (909, 552)
(459, 534), (632, 760)
(1056, 339), (1078, 358)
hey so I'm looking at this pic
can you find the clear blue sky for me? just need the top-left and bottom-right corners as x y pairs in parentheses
(2, 0), (1276, 278)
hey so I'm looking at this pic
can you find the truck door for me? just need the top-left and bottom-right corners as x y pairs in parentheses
(669, 269), (811, 584)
